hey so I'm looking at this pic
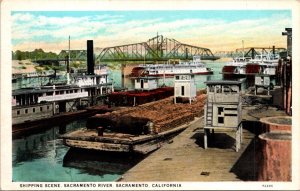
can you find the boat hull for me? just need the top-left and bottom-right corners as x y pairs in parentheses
(221, 65), (247, 78)
(246, 64), (277, 76)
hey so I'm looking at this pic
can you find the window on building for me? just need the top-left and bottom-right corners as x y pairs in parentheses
(216, 85), (222, 93)
(181, 86), (185, 96)
(218, 117), (224, 124)
(25, 109), (28, 114)
(231, 85), (239, 93)
(33, 108), (35, 113)
(218, 107), (224, 115)
(40, 107), (43, 112)
(17, 110), (20, 115)
(223, 85), (231, 93)
(47, 106), (50, 110)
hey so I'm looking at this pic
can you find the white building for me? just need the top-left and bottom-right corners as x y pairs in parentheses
(254, 74), (271, 95)
(174, 74), (196, 104)
(204, 80), (243, 152)
(134, 77), (158, 91)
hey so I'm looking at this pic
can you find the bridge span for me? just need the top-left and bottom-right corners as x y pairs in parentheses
(35, 35), (219, 64)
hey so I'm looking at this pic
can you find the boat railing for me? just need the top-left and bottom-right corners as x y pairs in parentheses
(38, 92), (88, 103)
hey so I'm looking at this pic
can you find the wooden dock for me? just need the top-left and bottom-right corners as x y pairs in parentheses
(120, 117), (257, 181)
(120, 105), (288, 181)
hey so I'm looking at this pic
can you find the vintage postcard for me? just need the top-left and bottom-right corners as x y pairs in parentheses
(1, 0), (299, 190)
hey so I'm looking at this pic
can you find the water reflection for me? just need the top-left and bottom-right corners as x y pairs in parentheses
(12, 119), (146, 182)
(59, 124), (66, 134)
(63, 149), (145, 177)
(13, 120), (84, 166)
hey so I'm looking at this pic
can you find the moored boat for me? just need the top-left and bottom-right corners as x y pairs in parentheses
(245, 53), (280, 76)
(222, 57), (251, 78)
(12, 40), (114, 126)
(130, 56), (213, 77)
(12, 73), (113, 126)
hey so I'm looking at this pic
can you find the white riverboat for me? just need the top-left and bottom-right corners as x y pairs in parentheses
(12, 72), (113, 125)
(245, 54), (280, 76)
(130, 56), (213, 77)
(221, 57), (251, 77)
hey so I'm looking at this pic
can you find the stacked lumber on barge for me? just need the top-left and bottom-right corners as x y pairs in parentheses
(61, 91), (206, 154)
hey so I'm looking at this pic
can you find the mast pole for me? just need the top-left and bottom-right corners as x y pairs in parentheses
(242, 40), (244, 59)
(67, 35), (71, 84)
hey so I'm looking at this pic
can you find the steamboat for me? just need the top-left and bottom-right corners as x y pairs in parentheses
(245, 53), (280, 76)
(12, 40), (113, 126)
(130, 56), (213, 77)
(221, 56), (251, 77)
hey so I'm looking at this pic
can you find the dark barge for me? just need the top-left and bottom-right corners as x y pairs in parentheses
(61, 123), (190, 154)
(108, 87), (174, 106)
(61, 92), (207, 154)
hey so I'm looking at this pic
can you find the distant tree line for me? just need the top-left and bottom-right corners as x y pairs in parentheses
(12, 49), (58, 60)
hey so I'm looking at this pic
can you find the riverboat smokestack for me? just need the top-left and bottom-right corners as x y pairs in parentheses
(87, 40), (94, 75)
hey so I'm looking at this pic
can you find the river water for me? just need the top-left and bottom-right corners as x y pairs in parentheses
(12, 61), (231, 182)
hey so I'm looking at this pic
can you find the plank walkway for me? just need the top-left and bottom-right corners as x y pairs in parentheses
(120, 117), (257, 181)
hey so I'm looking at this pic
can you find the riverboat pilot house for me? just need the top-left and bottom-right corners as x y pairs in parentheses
(134, 77), (158, 91)
(204, 80), (243, 152)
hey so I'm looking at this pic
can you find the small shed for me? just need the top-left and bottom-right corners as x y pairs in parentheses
(204, 80), (243, 152)
(134, 77), (158, 91)
(174, 74), (196, 104)
(255, 74), (271, 95)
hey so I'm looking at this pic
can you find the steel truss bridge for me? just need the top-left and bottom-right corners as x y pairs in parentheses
(35, 35), (219, 64)
(58, 49), (87, 61)
(214, 47), (286, 58)
(96, 35), (219, 62)
(34, 50), (87, 65)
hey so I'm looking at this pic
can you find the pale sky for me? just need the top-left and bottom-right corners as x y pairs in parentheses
(12, 10), (291, 53)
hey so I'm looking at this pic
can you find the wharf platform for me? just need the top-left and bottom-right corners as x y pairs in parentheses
(120, 105), (287, 181)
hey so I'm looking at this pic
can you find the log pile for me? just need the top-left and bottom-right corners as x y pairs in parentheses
(87, 92), (206, 134)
